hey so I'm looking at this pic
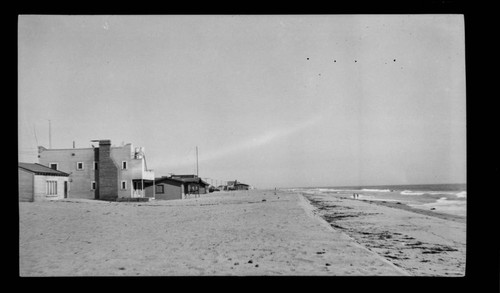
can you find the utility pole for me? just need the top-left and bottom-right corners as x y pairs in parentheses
(48, 119), (52, 149)
(33, 125), (39, 147)
(196, 146), (199, 177)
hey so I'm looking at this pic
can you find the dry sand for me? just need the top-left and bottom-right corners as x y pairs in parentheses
(19, 189), (464, 276)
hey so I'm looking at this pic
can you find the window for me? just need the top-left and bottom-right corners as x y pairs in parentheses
(122, 161), (127, 170)
(49, 163), (58, 170)
(47, 180), (57, 195)
(121, 180), (127, 190)
(156, 185), (164, 194)
(76, 162), (84, 170)
(91, 181), (96, 190)
(93, 161), (98, 170)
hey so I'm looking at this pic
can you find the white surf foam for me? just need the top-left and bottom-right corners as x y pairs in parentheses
(400, 190), (425, 195)
(361, 188), (392, 192)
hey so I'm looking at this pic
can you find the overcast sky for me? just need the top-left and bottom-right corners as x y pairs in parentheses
(18, 15), (466, 188)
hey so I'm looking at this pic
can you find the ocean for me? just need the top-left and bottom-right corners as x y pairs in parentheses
(286, 183), (467, 217)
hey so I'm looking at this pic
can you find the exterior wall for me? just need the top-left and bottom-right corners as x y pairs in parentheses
(33, 175), (68, 201)
(38, 147), (95, 199)
(110, 144), (154, 198)
(18, 169), (34, 202)
(154, 183), (183, 200)
(110, 144), (132, 198)
(235, 185), (249, 190)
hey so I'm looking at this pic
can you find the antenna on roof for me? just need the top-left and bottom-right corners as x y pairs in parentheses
(48, 119), (52, 149)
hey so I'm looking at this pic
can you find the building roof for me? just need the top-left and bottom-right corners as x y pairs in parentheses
(170, 174), (198, 179)
(18, 163), (70, 177)
(235, 183), (249, 187)
(154, 176), (209, 186)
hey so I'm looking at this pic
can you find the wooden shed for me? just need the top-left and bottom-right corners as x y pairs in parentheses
(18, 163), (70, 202)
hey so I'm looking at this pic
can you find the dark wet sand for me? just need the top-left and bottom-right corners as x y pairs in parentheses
(302, 192), (466, 276)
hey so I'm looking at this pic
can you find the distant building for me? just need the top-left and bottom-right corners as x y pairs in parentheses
(171, 175), (210, 195)
(38, 139), (154, 201)
(144, 175), (209, 200)
(18, 162), (70, 202)
(234, 182), (250, 190)
(227, 180), (249, 191)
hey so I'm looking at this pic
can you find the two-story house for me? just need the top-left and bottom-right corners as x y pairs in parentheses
(38, 139), (154, 201)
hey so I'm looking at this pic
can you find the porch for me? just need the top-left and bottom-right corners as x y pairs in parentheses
(132, 179), (154, 198)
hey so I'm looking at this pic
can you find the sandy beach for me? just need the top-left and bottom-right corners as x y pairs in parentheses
(19, 189), (465, 276)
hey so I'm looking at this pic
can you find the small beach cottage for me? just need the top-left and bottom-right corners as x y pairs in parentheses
(145, 175), (209, 200)
(18, 162), (70, 202)
(227, 180), (249, 191)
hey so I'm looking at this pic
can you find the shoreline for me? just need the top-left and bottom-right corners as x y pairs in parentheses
(300, 192), (466, 276)
(359, 198), (466, 223)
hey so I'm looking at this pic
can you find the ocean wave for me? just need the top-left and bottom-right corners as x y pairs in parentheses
(455, 191), (467, 198)
(361, 189), (392, 192)
(400, 190), (425, 195)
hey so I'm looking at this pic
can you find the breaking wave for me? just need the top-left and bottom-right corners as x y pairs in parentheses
(400, 190), (425, 195)
(361, 189), (392, 192)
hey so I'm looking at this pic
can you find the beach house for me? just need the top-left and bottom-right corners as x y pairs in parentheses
(144, 177), (184, 200)
(37, 139), (154, 201)
(144, 175), (209, 200)
(18, 162), (70, 202)
(227, 180), (249, 191)
(171, 175), (210, 195)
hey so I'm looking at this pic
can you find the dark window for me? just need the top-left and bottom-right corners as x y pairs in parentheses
(49, 163), (58, 170)
(77, 162), (84, 170)
(156, 185), (164, 194)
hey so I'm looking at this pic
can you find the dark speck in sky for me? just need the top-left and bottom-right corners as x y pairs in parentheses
(393, 59), (396, 62)
(307, 58), (309, 60)
(354, 60), (357, 63)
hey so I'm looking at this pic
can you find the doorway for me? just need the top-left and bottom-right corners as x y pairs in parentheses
(64, 181), (68, 198)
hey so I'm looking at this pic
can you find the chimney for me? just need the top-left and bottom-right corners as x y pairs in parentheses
(94, 139), (118, 201)
(73, 141), (75, 148)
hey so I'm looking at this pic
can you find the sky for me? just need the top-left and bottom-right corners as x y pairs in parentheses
(18, 15), (466, 188)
